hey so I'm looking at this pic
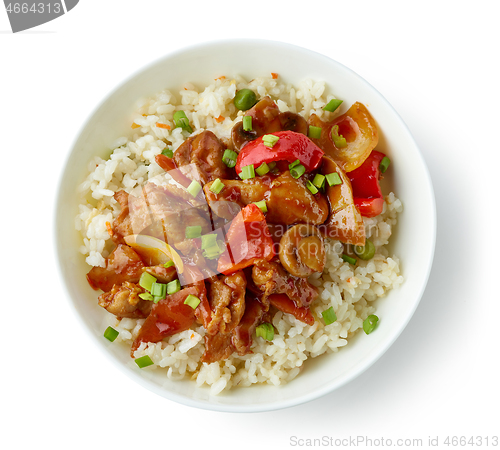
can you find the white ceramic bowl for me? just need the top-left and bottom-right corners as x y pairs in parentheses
(55, 39), (435, 412)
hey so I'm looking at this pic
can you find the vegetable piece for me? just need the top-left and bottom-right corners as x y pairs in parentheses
(256, 323), (274, 341)
(313, 174), (325, 190)
(268, 294), (315, 326)
(239, 164), (255, 180)
(322, 307), (337, 325)
(155, 154), (176, 172)
(255, 162), (270, 176)
(173, 110), (193, 133)
(139, 272), (157, 292)
(139, 292), (154, 301)
(103, 326), (119, 342)
(288, 159), (301, 169)
(308, 125), (322, 139)
(306, 180), (318, 194)
(379, 156), (391, 173)
(156, 123), (171, 130)
(187, 179), (202, 197)
(135, 355), (154, 368)
(234, 89), (257, 111)
(235, 130), (324, 175)
(307, 102), (378, 172)
(243, 115), (252, 131)
(151, 282), (167, 298)
(163, 261), (175, 268)
(217, 204), (275, 275)
(209, 178), (225, 195)
(166, 279), (181, 295)
(342, 254), (357, 265)
(348, 150), (387, 217)
(263, 134), (279, 148)
(363, 314), (379, 334)
(222, 149), (238, 168)
(253, 200), (267, 213)
(354, 238), (376, 260)
(290, 164), (306, 179)
(201, 233), (217, 249)
(185, 225), (202, 239)
(323, 99), (343, 112)
(325, 172), (342, 186)
(161, 148), (173, 158)
(331, 125), (347, 148)
(184, 294), (201, 309)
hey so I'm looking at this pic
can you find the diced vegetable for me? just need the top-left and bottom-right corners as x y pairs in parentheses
(103, 326), (119, 342)
(201, 233), (217, 250)
(306, 180), (318, 195)
(173, 110), (193, 133)
(308, 125), (322, 139)
(166, 279), (181, 295)
(363, 315), (379, 334)
(234, 89), (257, 111)
(139, 272), (157, 292)
(255, 162), (270, 176)
(321, 307), (337, 325)
(239, 164), (255, 180)
(342, 254), (357, 265)
(354, 239), (376, 260)
(263, 134), (279, 148)
(253, 200), (267, 213)
(187, 180), (202, 197)
(163, 261), (175, 268)
(379, 156), (391, 173)
(139, 292), (154, 301)
(290, 164), (305, 179)
(222, 149), (238, 168)
(161, 148), (173, 158)
(209, 178), (225, 195)
(243, 115), (252, 131)
(185, 226), (202, 239)
(331, 125), (347, 148)
(135, 355), (154, 368)
(325, 172), (342, 186)
(288, 159), (301, 169)
(323, 98), (343, 112)
(256, 323), (274, 341)
(184, 294), (201, 309)
(313, 173), (325, 189)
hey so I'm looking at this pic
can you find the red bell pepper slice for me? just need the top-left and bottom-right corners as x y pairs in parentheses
(348, 150), (386, 217)
(235, 130), (324, 174)
(217, 204), (275, 275)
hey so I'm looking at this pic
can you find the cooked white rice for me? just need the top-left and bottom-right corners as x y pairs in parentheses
(76, 74), (403, 395)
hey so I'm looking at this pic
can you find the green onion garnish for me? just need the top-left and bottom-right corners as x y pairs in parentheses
(288, 159), (301, 169)
(184, 294), (201, 309)
(201, 233), (217, 250)
(342, 254), (357, 265)
(255, 323), (274, 341)
(308, 126), (322, 139)
(222, 149), (238, 168)
(139, 272), (157, 292)
(151, 282), (167, 298)
(239, 164), (255, 180)
(255, 162), (270, 176)
(325, 172), (342, 186)
(306, 180), (319, 195)
(262, 134), (279, 148)
(290, 164), (306, 179)
(203, 245), (223, 260)
(185, 225), (202, 239)
(379, 156), (391, 173)
(313, 173), (326, 189)
(163, 261), (175, 268)
(323, 99), (343, 112)
(161, 148), (173, 158)
(331, 125), (347, 148)
(267, 161), (277, 171)
(253, 200), (267, 213)
(173, 110), (193, 133)
(321, 307), (337, 325)
(135, 355), (154, 369)
(243, 115), (252, 131)
(103, 326), (119, 342)
(363, 314), (379, 334)
(187, 180), (202, 197)
(139, 292), (154, 301)
(166, 279), (181, 295)
(209, 178), (225, 195)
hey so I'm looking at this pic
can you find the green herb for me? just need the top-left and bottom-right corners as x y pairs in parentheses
(184, 294), (201, 309)
(308, 125), (322, 139)
(313, 173), (326, 189)
(243, 115), (252, 131)
(342, 254), (357, 265)
(166, 279), (181, 295)
(267, 161), (277, 171)
(363, 315), (379, 334)
(255, 162), (270, 176)
(239, 164), (255, 180)
(187, 180), (202, 197)
(135, 355), (154, 369)
(288, 159), (301, 169)
(262, 134), (279, 148)
(173, 110), (193, 133)
(222, 149), (238, 168)
(201, 233), (217, 250)
(209, 178), (225, 195)
(161, 148), (173, 158)
(256, 323), (274, 341)
(379, 156), (391, 173)
(253, 200), (267, 213)
(139, 272), (157, 292)
(185, 225), (202, 239)
(163, 261), (175, 269)
(323, 99), (343, 112)
(290, 164), (306, 179)
(325, 172), (342, 186)
(139, 292), (154, 301)
(103, 326), (119, 342)
(321, 307), (337, 325)
(306, 180), (319, 195)
(331, 125), (347, 148)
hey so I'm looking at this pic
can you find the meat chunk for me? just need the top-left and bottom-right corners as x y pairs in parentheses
(173, 130), (231, 184)
(201, 332), (234, 364)
(87, 244), (145, 292)
(231, 293), (266, 355)
(98, 281), (152, 318)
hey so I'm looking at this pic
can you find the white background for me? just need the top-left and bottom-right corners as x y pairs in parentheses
(1, 1), (498, 449)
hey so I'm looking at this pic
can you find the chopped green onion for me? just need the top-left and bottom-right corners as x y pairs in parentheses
(313, 173), (326, 189)
(288, 159), (301, 169)
(201, 233), (218, 250)
(321, 307), (337, 325)
(354, 239), (376, 260)
(267, 161), (277, 171)
(184, 294), (201, 309)
(135, 355), (154, 369)
(185, 225), (202, 239)
(166, 279), (181, 295)
(239, 164), (255, 180)
(139, 292), (154, 301)
(379, 156), (391, 173)
(308, 125), (322, 139)
(203, 245), (223, 260)
(342, 254), (357, 265)
(103, 326), (119, 342)
(253, 200), (268, 213)
(306, 180), (319, 195)
(323, 99), (343, 112)
(187, 180), (202, 197)
(256, 323), (274, 341)
(255, 162), (270, 176)
(222, 149), (237, 168)
(161, 148), (173, 158)
(139, 272), (157, 292)
(331, 125), (347, 148)
(163, 261), (175, 269)
(243, 115), (252, 131)
(173, 110), (193, 133)
(290, 164), (306, 179)
(325, 172), (342, 186)
(262, 134), (279, 148)
(209, 178), (225, 195)
(363, 314), (379, 334)
(150, 282), (167, 298)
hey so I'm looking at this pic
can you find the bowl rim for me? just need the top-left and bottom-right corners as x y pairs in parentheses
(54, 38), (436, 413)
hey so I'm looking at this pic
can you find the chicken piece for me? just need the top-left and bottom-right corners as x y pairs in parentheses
(98, 281), (152, 318)
(231, 293), (266, 356)
(87, 244), (145, 292)
(173, 130), (231, 184)
(201, 332), (234, 364)
(252, 260), (318, 308)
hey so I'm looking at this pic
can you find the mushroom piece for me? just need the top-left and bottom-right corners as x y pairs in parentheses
(279, 224), (326, 278)
(278, 112), (308, 135)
